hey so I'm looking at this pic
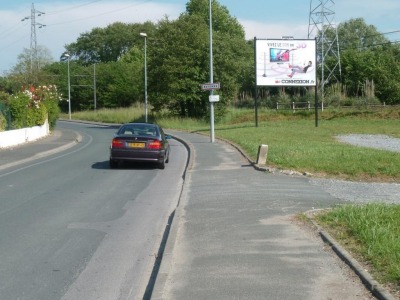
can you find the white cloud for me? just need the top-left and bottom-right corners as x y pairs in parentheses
(0, 1), (184, 72)
(40, 1), (183, 55)
(240, 19), (309, 41)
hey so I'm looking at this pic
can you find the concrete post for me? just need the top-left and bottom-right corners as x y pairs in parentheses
(256, 144), (269, 165)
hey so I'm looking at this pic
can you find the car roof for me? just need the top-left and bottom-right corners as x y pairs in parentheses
(122, 122), (158, 127)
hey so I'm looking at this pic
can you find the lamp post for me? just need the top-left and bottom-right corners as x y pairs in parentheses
(62, 53), (71, 120)
(140, 32), (148, 123)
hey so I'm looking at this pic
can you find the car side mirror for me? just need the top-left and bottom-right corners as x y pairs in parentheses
(165, 135), (172, 139)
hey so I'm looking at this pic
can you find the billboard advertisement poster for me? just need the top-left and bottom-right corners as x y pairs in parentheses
(255, 39), (316, 87)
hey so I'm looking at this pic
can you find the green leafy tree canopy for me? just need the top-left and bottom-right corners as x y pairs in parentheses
(65, 21), (157, 65)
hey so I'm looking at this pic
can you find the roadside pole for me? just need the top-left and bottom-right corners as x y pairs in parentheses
(209, 0), (214, 143)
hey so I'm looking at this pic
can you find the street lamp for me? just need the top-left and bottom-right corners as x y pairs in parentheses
(62, 53), (71, 120)
(140, 32), (148, 123)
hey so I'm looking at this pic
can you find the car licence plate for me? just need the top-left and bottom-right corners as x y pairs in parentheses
(127, 142), (145, 148)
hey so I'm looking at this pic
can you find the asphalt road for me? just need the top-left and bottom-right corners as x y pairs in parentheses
(0, 121), (188, 300)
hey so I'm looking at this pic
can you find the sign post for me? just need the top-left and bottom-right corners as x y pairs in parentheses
(201, 81), (220, 142)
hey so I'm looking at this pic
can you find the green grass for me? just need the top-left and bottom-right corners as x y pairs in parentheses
(62, 106), (400, 181)
(214, 118), (400, 181)
(66, 106), (145, 124)
(316, 204), (400, 288)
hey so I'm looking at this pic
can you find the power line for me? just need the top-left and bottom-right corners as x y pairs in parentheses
(0, 1), (93, 54)
(45, 0), (151, 27)
(0, 21), (27, 39)
(342, 40), (400, 51)
(361, 29), (400, 40)
(0, 17), (29, 56)
(337, 29), (400, 51)
(0, 35), (29, 53)
(44, 0), (103, 16)
(0, 0), (154, 69)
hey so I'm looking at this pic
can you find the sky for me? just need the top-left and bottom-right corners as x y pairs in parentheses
(1, 0), (399, 74)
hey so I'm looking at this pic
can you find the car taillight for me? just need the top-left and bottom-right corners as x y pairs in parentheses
(112, 138), (124, 148)
(148, 140), (162, 149)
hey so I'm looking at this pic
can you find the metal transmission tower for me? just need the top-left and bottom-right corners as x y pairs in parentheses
(22, 3), (46, 75)
(308, 0), (341, 97)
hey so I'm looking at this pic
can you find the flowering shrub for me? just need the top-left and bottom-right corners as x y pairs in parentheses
(9, 85), (60, 129)
(33, 85), (61, 129)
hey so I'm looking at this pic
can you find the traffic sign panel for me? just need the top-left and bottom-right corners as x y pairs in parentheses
(209, 95), (220, 102)
(201, 82), (220, 90)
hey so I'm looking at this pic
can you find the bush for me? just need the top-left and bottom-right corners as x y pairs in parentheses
(9, 86), (61, 130)
(9, 92), (30, 128)
(0, 92), (10, 131)
(43, 98), (60, 129)
(0, 113), (6, 131)
(35, 85), (61, 129)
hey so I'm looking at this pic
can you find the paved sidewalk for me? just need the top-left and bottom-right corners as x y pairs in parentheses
(151, 131), (386, 300)
(0, 128), (80, 171)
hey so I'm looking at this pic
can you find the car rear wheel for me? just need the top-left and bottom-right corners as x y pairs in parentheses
(165, 152), (170, 163)
(109, 159), (118, 169)
(158, 159), (165, 169)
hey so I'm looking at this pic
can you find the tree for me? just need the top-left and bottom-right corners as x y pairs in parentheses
(149, 15), (209, 117)
(9, 46), (54, 88)
(65, 22), (157, 65)
(341, 46), (400, 104)
(186, 0), (245, 38)
(96, 61), (142, 108)
(323, 18), (400, 104)
(23, 1), (255, 114)
(149, 0), (252, 118)
(43, 56), (143, 112)
(336, 18), (388, 51)
(12, 46), (54, 74)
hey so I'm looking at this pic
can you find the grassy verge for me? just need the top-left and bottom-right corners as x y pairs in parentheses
(214, 117), (400, 181)
(314, 204), (400, 294)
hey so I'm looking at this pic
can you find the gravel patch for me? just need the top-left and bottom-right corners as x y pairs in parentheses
(336, 134), (400, 153)
(310, 134), (400, 204)
(310, 178), (400, 204)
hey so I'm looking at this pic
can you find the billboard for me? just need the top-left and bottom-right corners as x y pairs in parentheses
(255, 39), (316, 87)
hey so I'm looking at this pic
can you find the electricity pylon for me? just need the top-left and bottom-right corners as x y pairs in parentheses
(22, 3), (46, 76)
(308, 0), (341, 98)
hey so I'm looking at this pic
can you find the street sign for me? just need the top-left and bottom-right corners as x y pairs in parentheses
(209, 95), (220, 102)
(201, 82), (220, 90)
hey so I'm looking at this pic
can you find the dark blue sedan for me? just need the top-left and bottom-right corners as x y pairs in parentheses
(109, 123), (171, 169)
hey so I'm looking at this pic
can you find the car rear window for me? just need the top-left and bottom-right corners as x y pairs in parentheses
(119, 125), (158, 136)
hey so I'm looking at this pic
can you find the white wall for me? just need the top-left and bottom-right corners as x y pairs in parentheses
(0, 119), (49, 148)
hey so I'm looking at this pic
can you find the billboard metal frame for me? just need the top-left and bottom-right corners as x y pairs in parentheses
(253, 38), (319, 127)
(255, 38), (317, 87)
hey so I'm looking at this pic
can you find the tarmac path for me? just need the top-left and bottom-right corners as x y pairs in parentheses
(151, 131), (381, 300)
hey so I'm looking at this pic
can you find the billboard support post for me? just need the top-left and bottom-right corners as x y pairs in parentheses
(254, 36), (258, 127)
(314, 37), (318, 127)
(315, 83), (318, 127)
